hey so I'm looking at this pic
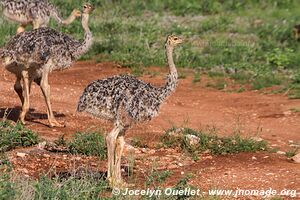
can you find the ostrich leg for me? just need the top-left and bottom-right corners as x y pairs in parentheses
(40, 71), (64, 127)
(114, 135), (125, 186)
(14, 77), (24, 105)
(106, 125), (122, 187)
(19, 71), (30, 124)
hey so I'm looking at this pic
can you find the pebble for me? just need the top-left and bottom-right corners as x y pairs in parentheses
(148, 149), (156, 154)
(291, 153), (300, 164)
(251, 136), (263, 142)
(16, 152), (27, 158)
(276, 151), (286, 155)
(43, 154), (50, 158)
(185, 134), (200, 146)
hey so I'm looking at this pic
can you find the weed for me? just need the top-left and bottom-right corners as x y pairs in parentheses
(192, 73), (201, 83)
(0, 121), (39, 152)
(0, 174), (16, 200)
(0, 172), (108, 200)
(68, 132), (107, 159)
(146, 169), (171, 187)
(161, 128), (267, 156)
(285, 148), (298, 158)
(130, 137), (148, 148)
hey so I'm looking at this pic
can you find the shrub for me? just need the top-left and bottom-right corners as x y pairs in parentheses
(0, 121), (39, 152)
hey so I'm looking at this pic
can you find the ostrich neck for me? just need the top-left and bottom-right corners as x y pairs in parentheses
(159, 45), (178, 100)
(72, 13), (93, 59)
(166, 45), (177, 76)
(61, 12), (77, 25)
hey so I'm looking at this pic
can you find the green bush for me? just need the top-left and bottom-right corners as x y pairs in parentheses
(68, 132), (107, 159)
(0, 121), (39, 152)
(0, 173), (108, 200)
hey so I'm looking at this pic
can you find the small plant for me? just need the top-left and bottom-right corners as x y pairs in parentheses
(0, 172), (108, 200)
(172, 174), (197, 200)
(161, 128), (267, 156)
(192, 73), (201, 83)
(130, 137), (148, 148)
(146, 168), (172, 187)
(266, 48), (294, 69)
(0, 174), (16, 200)
(285, 148), (298, 158)
(68, 132), (107, 159)
(0, 121), (39, 152)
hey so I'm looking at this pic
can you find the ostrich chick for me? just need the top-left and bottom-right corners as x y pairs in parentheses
(1, 3), (94, 127)
(77, 35), (183, 188)
(0, 0), (81, 33)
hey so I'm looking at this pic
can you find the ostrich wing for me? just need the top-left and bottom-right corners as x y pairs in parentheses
(3, 27), (81, 66)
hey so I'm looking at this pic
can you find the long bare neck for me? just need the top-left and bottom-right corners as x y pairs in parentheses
(159, 45), (178, 100)
(72, 13), (93, 59)
(61, 11), (78, 25)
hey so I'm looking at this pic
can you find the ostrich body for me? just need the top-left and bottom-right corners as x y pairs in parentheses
(77, 35), (183, 188)
(0, 0), (81, 33)
(1, 3), (94, 127)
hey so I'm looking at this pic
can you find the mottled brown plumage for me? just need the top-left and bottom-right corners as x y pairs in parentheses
(0, 0), (81, 33)
(1, 3), (94, 127)
(77, 35), (183, 188)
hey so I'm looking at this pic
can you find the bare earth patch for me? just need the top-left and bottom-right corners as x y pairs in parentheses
(1, 61), (300, 199)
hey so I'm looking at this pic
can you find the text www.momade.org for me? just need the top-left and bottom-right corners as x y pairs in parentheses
(208, 188), (298, 198)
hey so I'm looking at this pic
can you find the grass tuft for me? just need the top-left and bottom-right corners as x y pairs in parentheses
(161, 127), (268, 156)
(67, 132), (107, 160)
(0, 121), (39, 152)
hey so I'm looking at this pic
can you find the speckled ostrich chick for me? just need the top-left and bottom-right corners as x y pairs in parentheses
(77, 35), (183, 188)
(0, 0), (81, 33)
(1, 3), (94, 127)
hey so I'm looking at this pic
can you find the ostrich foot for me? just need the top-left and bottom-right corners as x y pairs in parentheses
(19, 118), (27, 125)
(49, 119), (65, 128)
(19, 112), (27, 125)
(108, 177), (128, 189)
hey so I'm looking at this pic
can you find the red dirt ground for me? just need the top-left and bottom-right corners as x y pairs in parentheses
(1, 61), (299, 199)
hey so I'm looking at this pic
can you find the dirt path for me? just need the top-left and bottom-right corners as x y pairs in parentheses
(1, 61), (300, 198)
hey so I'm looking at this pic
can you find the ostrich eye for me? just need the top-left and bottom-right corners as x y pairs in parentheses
(174, 38), (178, 40)
(84, 5), (87, 8)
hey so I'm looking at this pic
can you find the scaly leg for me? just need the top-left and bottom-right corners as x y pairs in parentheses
(14, 77), (24, 105)
(19, 71), (30, 124)
(114, 135), (126, 187)
(40, 71), (64, 127)
(106, 126), (122, 188)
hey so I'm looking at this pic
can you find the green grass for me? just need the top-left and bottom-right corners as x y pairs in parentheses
(0, 121), (39, 152)
(2, 1), (300, 93)
(145, 169), (171, 187)
(161, 128), (268, 157)
(130, 137), (148, 148)
(285, 148), (298, 158)
(55, 132), (107, 159)
(0, 173), (109, 200)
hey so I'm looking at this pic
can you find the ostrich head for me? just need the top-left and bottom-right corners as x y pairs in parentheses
(82, 3), (95, 14)
(71, 9), (82, 17)
(165, 35), (183, 48)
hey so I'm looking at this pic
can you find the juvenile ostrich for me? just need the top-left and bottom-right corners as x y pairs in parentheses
(1, 3), (94, 127)
(0, 0), (81, 33)
(77, 35), (183, 188)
